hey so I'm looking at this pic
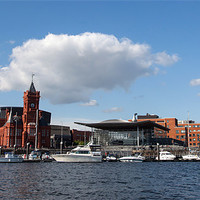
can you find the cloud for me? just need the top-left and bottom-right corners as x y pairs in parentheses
(80, 100), (98, 106)
(190, 79), (200, 86)
(8, 40), (15, 45)
(0, 32), (179, 104)
(103, 107), (123, 113)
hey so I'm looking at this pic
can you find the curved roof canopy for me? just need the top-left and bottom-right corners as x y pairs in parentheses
(74, 120), (170, 131)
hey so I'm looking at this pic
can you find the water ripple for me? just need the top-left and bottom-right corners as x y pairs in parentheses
(0, 162), (199, 199)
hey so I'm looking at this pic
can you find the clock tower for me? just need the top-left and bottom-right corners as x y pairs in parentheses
(22, 80), (40, 148)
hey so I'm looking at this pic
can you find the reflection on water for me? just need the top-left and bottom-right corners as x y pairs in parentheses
(0, 162), (199, 199)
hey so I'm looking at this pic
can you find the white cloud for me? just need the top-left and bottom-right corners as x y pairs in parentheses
(80, 99), (98, 106)
(0, 32), (178, 104)
(103, 107), (123, 113)
(190, 79), (200, 86)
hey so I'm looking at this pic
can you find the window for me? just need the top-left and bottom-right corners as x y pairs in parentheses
(193, 138), (196, 141)
(193, 143), (196, 146)
(28, 128), (35, 136)
(176, 136), (179, 139)
(193, 134), (195, 137)
(176, 130), (179, 134)
(42, 130), (45, 137)
(167, 120), (169, 123)
(181, 135), (185, 139)
(181, 130), (185, 133)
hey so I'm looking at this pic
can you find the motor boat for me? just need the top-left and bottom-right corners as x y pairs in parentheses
(0, 152), (24, 163)
(28, 150), (42, 161)
(42, 152), (54, 162)
(182, 154), (199, 161)
(52, 143), (102, 163)
(119, 154), (145, 162)
(156, 151), (176, 161)
(106, 154), (117, 162)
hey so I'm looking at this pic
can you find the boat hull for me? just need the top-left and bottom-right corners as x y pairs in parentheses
(119, 156), (145, 162)
(52, 154), (102, 163)
(0, 157), (24, 163)
(182, 155), (199, 161)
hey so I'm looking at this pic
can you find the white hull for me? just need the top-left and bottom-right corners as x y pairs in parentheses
(119, 156), (145, 162)
(52, 154), (102, 163)
(156, 151), (176, 161)
(182, 154), (199, 160)
(0, 157), (23, 163)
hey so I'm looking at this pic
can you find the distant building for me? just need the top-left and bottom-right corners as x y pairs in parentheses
(71, 129), (93, 144)
(0, 81), (51, 149)
(75, 119), (171, 146)
(50, 125), (72, 148)
(136, 113), (200, 147)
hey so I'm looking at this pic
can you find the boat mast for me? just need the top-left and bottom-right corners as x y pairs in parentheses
(188, 111), (190, 151)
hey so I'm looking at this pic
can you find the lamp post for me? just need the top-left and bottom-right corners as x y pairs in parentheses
(60, 123), (63, 154)
(13, 112), (21, 153)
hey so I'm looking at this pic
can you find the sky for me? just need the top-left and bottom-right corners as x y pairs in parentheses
(0, 1), (200, 130)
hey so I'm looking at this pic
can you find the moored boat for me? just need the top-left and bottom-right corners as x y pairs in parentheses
(0, 152), (24, 163)
(106, 154), (117, 162)
(182, 154), (199, 161)
(119, 154), (145, 162)
(52, 143), (102, 163)
(156, 151), (176, 161)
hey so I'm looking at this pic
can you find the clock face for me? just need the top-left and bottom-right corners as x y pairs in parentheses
(31, 103), (35, 108)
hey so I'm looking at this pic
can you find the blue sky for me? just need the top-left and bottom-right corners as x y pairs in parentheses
(0, 1), (200, 129)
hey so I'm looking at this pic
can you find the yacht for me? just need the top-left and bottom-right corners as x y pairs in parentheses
(119, 154), (145, 162)
(0, 152), (24, 163)
(156, 151), (176, 161)
(52, 143), (102, 163)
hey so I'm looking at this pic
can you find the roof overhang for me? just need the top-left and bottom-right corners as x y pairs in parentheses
(74, 120), (170, 132)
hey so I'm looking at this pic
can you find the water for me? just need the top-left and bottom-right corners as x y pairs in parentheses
(0, 162), (200, 200)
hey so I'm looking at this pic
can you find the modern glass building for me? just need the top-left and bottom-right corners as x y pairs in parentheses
(75, 119), (170, 146)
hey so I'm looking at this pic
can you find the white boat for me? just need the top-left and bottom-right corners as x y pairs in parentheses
(182, 154), (199, 161)
(42, 152), (54, 162)
(0, 152), (24, 163)
(156, 151), (176, 161)
(52, 144), (102, 163)
(106, 154), (117, 162)
(28, 150), (42, 161)
(119, 154), (145, 162)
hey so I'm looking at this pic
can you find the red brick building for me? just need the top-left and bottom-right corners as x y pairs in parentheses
(0, 81), (51, 149)
(136, 113), (200, 147)
(71, 129), (92, 144)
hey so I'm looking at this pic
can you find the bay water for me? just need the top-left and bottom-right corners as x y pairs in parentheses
(0, 162), (199, 199)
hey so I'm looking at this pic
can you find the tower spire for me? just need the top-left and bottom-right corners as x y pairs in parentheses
(29, 73), (36, 93)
